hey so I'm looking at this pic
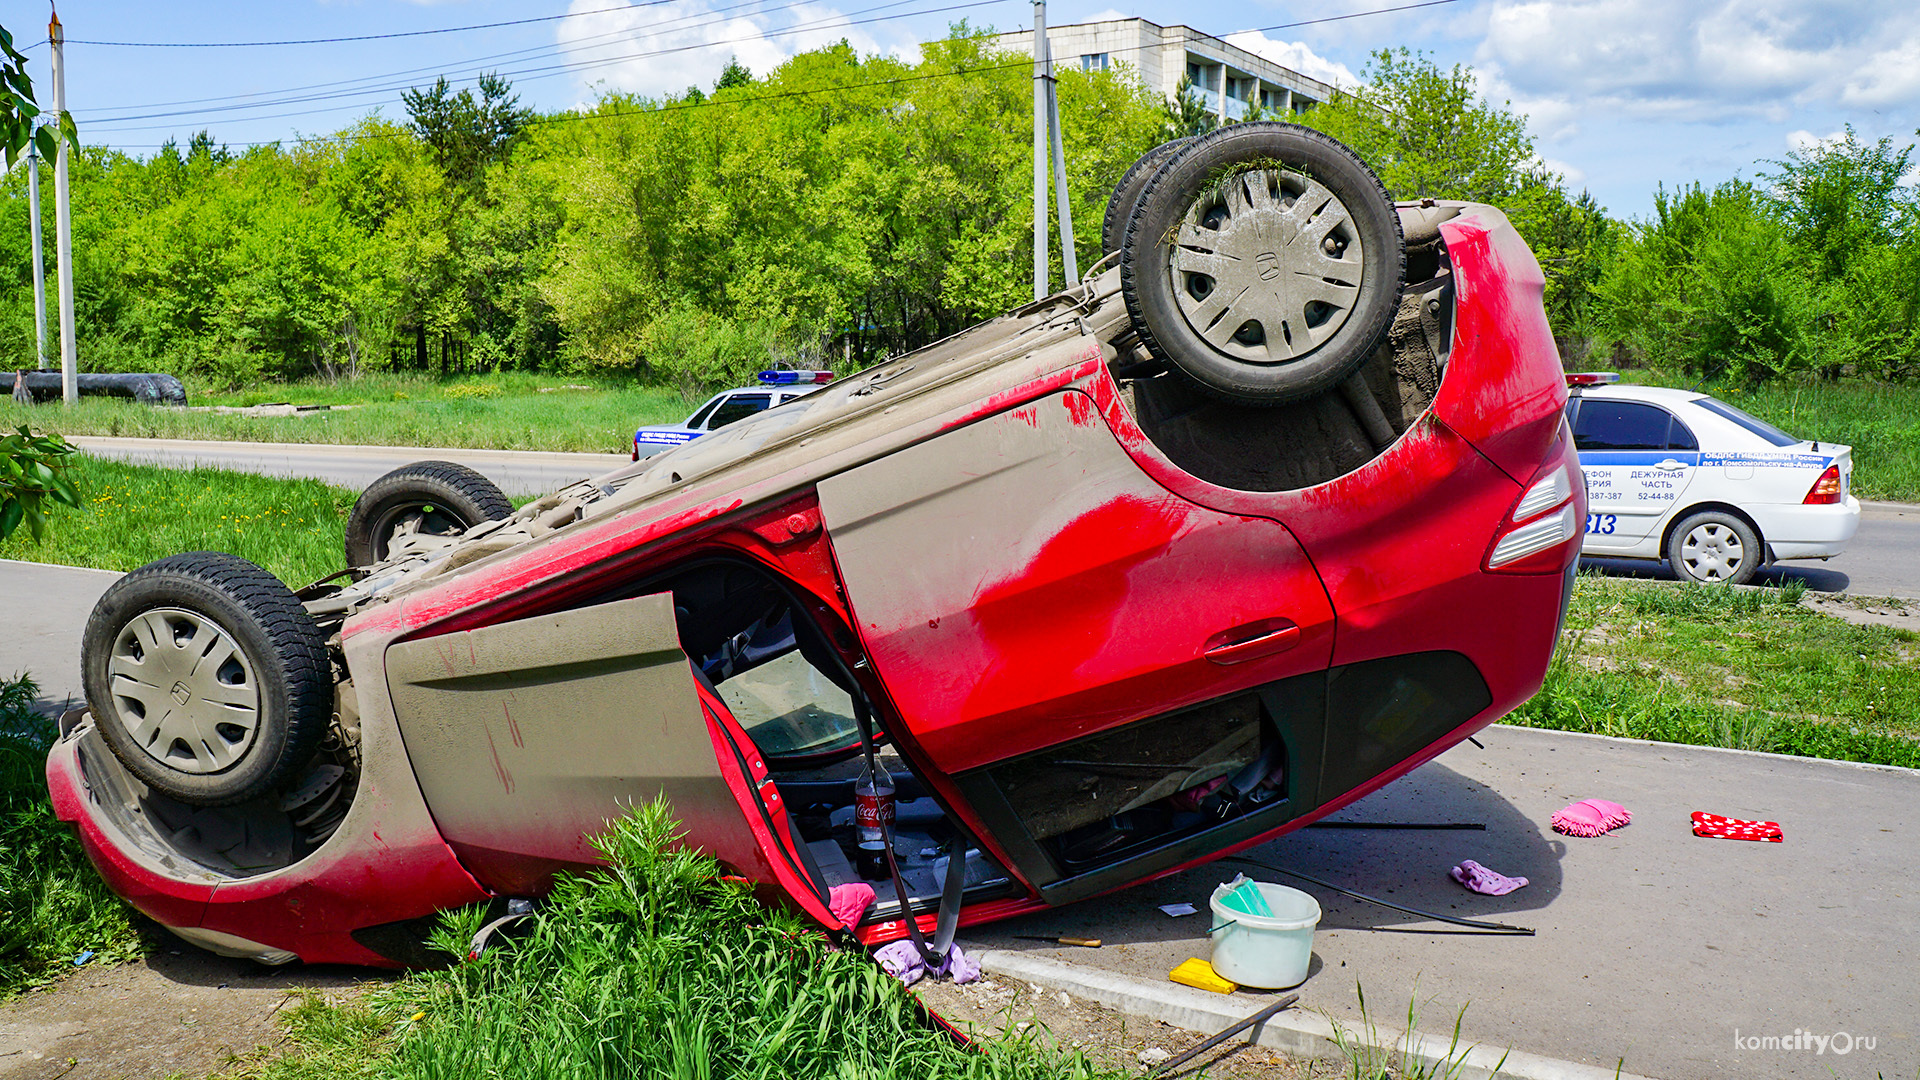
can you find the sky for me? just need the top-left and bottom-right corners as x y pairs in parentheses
(11, 0), (1920, 219)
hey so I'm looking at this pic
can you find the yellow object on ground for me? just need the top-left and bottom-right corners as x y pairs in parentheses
(1169, 957), (1237, 994)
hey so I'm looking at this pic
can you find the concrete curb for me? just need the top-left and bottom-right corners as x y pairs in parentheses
(968, 948), (1653, 1080)
(0, 557), (121, 577)
(1861, 499), (1920, 514)
(1487, 723), (1920, 777)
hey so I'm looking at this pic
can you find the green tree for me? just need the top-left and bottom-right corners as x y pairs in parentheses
(403, 73), (534, 191)
(1760, 126), (1916, 280)
(714, 57), (754, 92)
(1162, 76), (1216, 139)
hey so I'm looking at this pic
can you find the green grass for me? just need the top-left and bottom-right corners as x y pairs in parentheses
(1616, 371), (1920, 502)
(215, 802), (1133, 1080)
(0, 456), (355, 587)
(0, 372), (692, 455)
(1509, 574), (1920, 768)
(0, 675), (140, 998)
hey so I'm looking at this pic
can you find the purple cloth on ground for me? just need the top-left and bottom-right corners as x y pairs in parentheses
(872, 940), (980, 986)
(1449, 858), (1529, 896)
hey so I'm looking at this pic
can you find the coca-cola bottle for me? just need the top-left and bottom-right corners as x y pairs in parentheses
(854, 756), (896, 846)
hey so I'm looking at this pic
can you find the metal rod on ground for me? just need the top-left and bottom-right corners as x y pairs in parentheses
(1030, 0), (1048, 301)
(1148, 993), (1298, 1077)
(1306, 821), (1486, 831)
(27, 141), (48, 371)
(1225, 857), (1535, 935)
(50, 9), (79, 405)
(1042, 28), (1077, 286)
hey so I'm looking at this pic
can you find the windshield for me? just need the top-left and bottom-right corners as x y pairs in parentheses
(1695, 398), (1800, 447)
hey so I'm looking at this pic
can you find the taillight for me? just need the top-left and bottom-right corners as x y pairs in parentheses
(1486, 457), (1582, 574)
(1803, 464), (1843, 504)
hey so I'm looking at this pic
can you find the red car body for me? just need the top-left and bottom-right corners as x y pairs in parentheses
(48, 202), (1581, 967)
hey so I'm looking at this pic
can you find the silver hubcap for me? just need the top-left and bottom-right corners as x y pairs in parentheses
(1681, 522), (1746, 581)
(1167, 168), (1365, 364)
(108, 607), (261, 774)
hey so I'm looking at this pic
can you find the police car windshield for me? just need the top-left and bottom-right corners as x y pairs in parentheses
(1696, 399), (1800, 448)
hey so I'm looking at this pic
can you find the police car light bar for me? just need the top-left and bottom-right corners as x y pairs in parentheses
(758, 370), (836, 385)
(1565, 372), (1620, 387)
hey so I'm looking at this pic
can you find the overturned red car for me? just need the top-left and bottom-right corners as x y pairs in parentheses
(48, 124), (1581, 967)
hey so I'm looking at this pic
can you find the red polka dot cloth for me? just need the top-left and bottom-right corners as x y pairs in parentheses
(1690, 811), (1783, 842)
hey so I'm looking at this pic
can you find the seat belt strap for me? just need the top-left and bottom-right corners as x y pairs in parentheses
(856, 697), (964, 967)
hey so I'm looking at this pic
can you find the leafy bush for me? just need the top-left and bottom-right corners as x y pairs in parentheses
(0, 426), (81, 541)
(0, 674), (140, 996)
(637, 307), (782, 401)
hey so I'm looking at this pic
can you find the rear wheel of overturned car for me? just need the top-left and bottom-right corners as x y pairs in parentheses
(82, 552), (333, 807)
(1101, 137), (1191, 256)
(1120, 122), (1404, 405)
(1666, 510), (1761, 586)
(344, 460), (511, 568)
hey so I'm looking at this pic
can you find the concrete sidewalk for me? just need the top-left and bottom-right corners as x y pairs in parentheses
(958, 726), (1918, 1080)
(0, 559), (119, 715)
(68, 436), (634, 498)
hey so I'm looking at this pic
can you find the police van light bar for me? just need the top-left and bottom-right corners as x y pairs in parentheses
(1565, 372), (1620, 387)
(758, 370), (836, 385)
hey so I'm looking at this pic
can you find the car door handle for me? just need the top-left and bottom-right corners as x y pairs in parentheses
(1203, 618), (1300, 665)
(1656, 459), (1686, 471)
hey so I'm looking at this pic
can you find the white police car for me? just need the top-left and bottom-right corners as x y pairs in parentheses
(633, 370), (835, 459)
(1567, 374), (1859, 585)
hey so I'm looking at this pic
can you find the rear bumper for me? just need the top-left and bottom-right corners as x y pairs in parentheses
(1762, 498), (1859, 560)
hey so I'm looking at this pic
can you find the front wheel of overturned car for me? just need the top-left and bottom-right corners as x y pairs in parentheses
(344, 460), (512, 568)
(1120, 122), (1404, 405)
(82, 552), (333, 807)
(1666, 510), (1762, 586)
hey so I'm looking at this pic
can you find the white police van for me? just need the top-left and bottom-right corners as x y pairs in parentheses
(1568, 374), (1859, 585)
(633, 370), (835, 459)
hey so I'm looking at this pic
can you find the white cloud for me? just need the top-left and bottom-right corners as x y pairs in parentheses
(1082, 9), (1134, 24)
(558, 0), (880, 101)
(1220, 31), (1359, 88)
(1786, 128), (1849, 153)
(1533, 155), (1586, 185)
(1478, 0), (1920, 121)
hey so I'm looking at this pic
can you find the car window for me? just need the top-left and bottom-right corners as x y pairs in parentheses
(716, 651), (860, 758)
(1667, 416), (1698, 451)
(684, 395), (726, 429)
(1695, 398), (1800, 447)
(1572, 400), (1675, 451)
(706, 393), (773, 431)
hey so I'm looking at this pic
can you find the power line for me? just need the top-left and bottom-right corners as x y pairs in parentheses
(83, 0), (1464, 148)
(60, 2), (684, 48)
(79, 0), (985, 132)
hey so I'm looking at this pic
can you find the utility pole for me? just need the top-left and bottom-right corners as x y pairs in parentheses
(26, 141), (48, 371)
(1031, 1), (1048, 301)
(50, 8), (78, 405)
(1043, 18), (1077, 287)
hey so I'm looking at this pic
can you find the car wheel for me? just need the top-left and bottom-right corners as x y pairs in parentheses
(344, 461), (511, 567)
(1119, 123), (1404, 405)
(1666, 511), (1761, 586)
(82, 552), (332, 807)
(1101, 137), (1190, 256)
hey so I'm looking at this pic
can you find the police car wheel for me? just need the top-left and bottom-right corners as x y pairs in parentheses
(1119, 122), (1404, 405)
(1666, 511), (1761, 586)
(345, 461), (511, 568)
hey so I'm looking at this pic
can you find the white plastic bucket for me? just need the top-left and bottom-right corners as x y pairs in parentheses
(1207, 879), (1321, 989)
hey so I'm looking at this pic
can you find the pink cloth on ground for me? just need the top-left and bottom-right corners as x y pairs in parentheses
(829, 882), (876, 926)
(1552, 798), (1631, 837)
(1449, 859), (1529, 896)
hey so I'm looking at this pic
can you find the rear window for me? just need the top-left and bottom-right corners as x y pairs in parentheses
(706, 393), (773, 431)
(1573, 400), (1687, 451)
(1695, 398), (1800, 447)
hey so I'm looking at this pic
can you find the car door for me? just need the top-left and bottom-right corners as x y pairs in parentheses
(383, 591), (835, 925)
(1573, 398), (1698, 554)
(703, 392), (772, 432)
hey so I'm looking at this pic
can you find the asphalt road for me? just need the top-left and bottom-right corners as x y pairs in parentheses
(68, 436), (637, 498)
(961, 726), (1919, 1080)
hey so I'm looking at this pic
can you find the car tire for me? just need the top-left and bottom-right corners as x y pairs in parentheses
(82, 552), (333, 807)
(344, 461), (511, 568)
(1666, 511), (1761, 586)
(1101, 137), (1190, 256)
(1119, 123), (1404, 405)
